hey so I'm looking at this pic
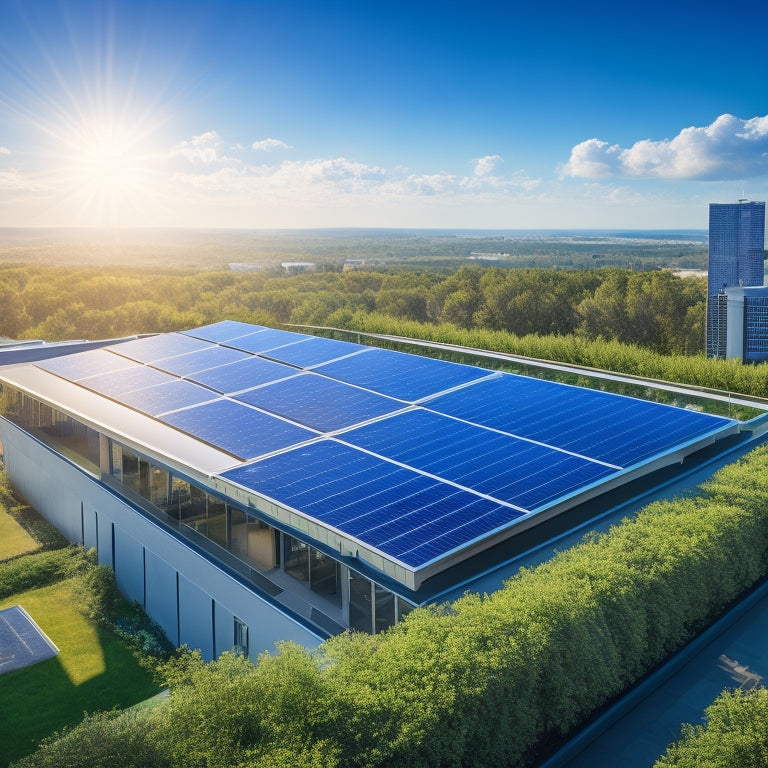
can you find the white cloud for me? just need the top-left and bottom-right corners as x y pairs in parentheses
(172, 152), (541, 205)
(0, 146), (10, 156)
(564, 113), (768, 180)
(170, 131), (225, 163)
(252, 138), (292, 151)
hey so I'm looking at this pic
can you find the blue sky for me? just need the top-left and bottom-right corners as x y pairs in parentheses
(0, 0), (766, 229)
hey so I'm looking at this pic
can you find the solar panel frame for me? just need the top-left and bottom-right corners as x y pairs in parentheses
(78, 364), (177, 398)
(263, 336), (369, 368)
(425, 373), (734, 467)
(220, 440), (525, 569)
(339, 409), (617, 510)
(234, 372), (407, 432)
(34, 348), (137, 381)
(185, 355), (299, 394)
(182, 320), (267, 343)
(223, 328), (312, 354)
(151, 345), (251, 376)
(115, 379), (221, 417)
(160, 398), (319, 460)
(109, 333), (213, 364)
(313, 347), (493, 401)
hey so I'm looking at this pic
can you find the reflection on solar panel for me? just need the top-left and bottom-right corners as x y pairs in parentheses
(160, 399), (317, 460)
(222, 440), (525, 568)
(116, 379), (220, 417)
(426, 374), (732, 467)
(235, 373), (405, 431)
(186, 356), (298, 394)
(182, 320), (264, 343)
(314, 347), (491, 401)
(110, 333), (212, 363)
(264, 336), (368, 368)
(152, 345), (250, 376)
(80, 365), (177, 398)
(340, 409), (616, 510)
(224, 328), (311, 354)
(35, 348), (135, 381)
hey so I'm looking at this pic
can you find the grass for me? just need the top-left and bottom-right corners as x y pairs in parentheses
(0, 579), (162, 766)
(0, 514), (40, 562)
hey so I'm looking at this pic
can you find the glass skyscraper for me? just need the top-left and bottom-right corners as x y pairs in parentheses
(706, 200), (766, 358)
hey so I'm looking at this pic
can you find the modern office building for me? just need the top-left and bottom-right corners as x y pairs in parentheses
(707, 200), (766, 358)
(708, 286), (768, 363)
(0, 322), (740, 658)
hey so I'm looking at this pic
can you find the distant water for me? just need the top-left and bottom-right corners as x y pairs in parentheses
(0, 226), (710, 245)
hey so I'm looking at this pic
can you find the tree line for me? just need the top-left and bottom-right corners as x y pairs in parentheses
(14, 444), (768, 768)
(0, 264), (706, 355)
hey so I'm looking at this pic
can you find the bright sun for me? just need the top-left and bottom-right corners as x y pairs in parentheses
(49, 109), (163, 227)
(66, 119), (149, 223)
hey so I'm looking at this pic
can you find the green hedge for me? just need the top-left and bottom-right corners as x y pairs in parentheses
(654, 687), (768, 767)
(14, 446), (768, 768)
(0, 547), (82, 600)
(331, 312), (768, 399)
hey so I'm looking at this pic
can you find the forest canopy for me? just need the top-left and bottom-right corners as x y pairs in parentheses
(0, 263), (706, 356)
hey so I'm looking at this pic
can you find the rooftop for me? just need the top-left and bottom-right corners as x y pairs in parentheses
(0, 321), (738, 589)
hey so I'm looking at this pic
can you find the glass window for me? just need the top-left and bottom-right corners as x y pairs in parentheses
(309, 548), (340, 605)
(349, 572), (373, 633)
(284, 535), (309, 581)
(374, 584), (396, 633)
(234, 617), (249, 657)
(206, 496), (228, 548)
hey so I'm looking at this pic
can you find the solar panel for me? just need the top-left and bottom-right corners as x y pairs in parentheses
(234, 373), (405, 432)
(340, 409), (616, 510)
(314, 347), (492, 401)
(152, 345), (250, 376)
(185, 355), (298, 394)
(264, 336), (368, 368)
(116, 379), (220, 417)
(35, 348), (136, 381)
(182, 320), (266, 343)
(79, 365), (177, 398)
(160, 399), (318, 460)
(426, 374), (733, 467)
(220, 440), (525, 568)
(224, 328), (312, 354)
(110, 333), (212, 363)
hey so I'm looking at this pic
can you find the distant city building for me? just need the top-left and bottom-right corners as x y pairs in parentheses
(281, 262), (316, 274)
(706, 200), (766, 358)
(711, 286), (768, 363)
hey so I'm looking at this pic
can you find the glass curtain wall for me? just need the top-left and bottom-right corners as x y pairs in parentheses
(349, 571), (414, 633)
(1, 388), (101, 470)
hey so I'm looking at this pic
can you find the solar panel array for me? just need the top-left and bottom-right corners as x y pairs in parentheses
(34, 321), (737, 575)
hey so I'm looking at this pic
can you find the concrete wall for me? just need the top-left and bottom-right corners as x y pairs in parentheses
(0, 419), (323, 660)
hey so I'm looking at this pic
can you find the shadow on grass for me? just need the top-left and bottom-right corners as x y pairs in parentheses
(0, 623), (160, 767)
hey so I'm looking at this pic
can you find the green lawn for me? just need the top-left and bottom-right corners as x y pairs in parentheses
(0, 514), (40, 562)
(0, 579), (162, 766)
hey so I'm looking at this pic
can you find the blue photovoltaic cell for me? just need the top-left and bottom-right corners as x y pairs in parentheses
(160, 399), (317, 460)
(182, 320), (266, 343)
(116, 379), (220, 417)
(314, 347), (491, 401)
(110, 333), (212, 364)
(234, 373), (404, 432)
(264, 336), (368, 368)
(426, 374), (734, 467)
(35, 348), (136, 381)
(225, 328), (312, 354)
(340, 409), (616, 511)
(152, 345), (251, 376)
(185, 355), (298, 394)
(221, 440), (525, 568)
(79, 365), (177, 398)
